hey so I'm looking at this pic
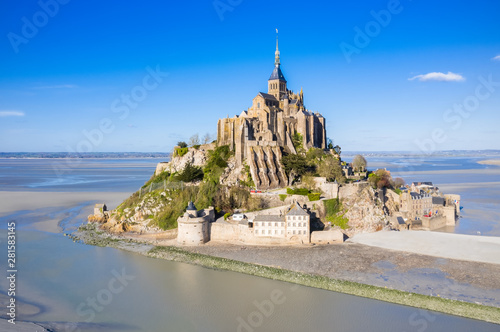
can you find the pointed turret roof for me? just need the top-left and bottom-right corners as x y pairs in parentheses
(187, 201), (197, 211)
(269, 29), (287, 82)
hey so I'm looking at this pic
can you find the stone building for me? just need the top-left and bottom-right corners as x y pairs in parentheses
(400, 190), (432, 221)
(253, 202), (311, 243)
(177, 201), (214, 245)
(217, 33), (327, 189)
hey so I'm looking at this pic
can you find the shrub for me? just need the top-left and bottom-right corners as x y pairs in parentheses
(177, 141), (188, 148)
(175, 162), (204, 183)
(286, 188), (310, 195)
(224, 212), (231, 220)
(279, 194), (287, 202)
(308, 193), (321, 201)
(323, 198), (349, 230)
(175, 147), (189, 157)
(193, 145), (201, 150)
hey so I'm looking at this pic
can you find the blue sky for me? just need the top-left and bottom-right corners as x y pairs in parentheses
(0, 0), (499, 152)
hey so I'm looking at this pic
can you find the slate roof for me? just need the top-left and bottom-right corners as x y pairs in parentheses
(258, 92), (278, 101)
(253, 215), (285, 222)
(269, 65), (287, 82)
(187, 201), (197, 211)
(432, 197), (445, 205)
(286, 202), (309, 216)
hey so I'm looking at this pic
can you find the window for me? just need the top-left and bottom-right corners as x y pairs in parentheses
(268, 230), (271, 234)
(293, 230), (296, 235)
(293, 223), (296, 227)
(257, 102), (261, 108)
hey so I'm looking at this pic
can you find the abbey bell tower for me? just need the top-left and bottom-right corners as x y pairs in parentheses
(268, 30), (287, 100)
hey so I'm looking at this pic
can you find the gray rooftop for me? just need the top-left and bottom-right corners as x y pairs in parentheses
(187, 201), (197, 211)
(286, 202), (309, 216)
(269, 64), (287, 82)
(432, 197), (445, 205)
(258, 92), (278, 101)
(253, 215), (285, 222)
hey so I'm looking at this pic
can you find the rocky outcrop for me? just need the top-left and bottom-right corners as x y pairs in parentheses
(340, 184), (393, 237)
(219, 156), (247, 186)
(155, 143), (215, 176)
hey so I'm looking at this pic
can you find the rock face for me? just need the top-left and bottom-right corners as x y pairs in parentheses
(100, 192), (172, 234)
(340, 184), (393, 237)
(155, 143), (214, 176)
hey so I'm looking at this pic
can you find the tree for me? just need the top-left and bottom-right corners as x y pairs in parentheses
(306, 148), (324, 162)
(292, 132), (304, 153)
(327, 138), (334, 150)
(393, 177), (405, 188)
(281, 153), (308, 184)
(188, 134), (200, 147)
(177, 141), (188, 148)
(352, 154), (367, 172)
(202, 133), (212, 144)
(175, 162), (204, 182)
(368, 169), (393, 189)
(318, 155), (345, 184)
(333, 145), (341, 156)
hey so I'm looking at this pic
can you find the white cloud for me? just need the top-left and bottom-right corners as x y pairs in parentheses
(492, 55), (500, 61)
(408, 71), (465, 82)
(0, 111), (25, 117)
(33, 84), (77, 89)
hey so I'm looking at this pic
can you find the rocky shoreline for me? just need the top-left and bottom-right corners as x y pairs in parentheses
(73, 223), (500, 325)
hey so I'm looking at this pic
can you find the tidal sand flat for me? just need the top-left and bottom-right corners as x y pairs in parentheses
(0, 191), (130, 218)
(478, 160), (500, 166)
(350, 231), (500, 265)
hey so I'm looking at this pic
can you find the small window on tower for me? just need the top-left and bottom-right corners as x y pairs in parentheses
(257, 102), (260, 108)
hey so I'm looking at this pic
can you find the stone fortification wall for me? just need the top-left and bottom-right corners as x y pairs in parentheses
(210, 222), (304, 245)
(339, 182), (370, 199)
(422, 216), (447, 230)
(177, 218), (209, 245)
(311, 230), (344, 244)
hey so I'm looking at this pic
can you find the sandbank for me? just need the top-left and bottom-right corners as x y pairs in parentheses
(478, 159), (500, 166)
(350, 231), (500, 265)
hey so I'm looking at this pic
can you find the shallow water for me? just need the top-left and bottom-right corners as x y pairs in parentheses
(0, 157), (499, 331)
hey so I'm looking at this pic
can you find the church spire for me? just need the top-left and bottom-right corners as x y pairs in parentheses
(275, 28), (280, 66)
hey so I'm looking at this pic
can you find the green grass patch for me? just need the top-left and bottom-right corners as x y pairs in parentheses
(286, 187), (309, 195)
(279, 194), (287, 202)
(308, 193), (321, 201)
(324, 198), (349, 229)
(174, 147), (189, 157)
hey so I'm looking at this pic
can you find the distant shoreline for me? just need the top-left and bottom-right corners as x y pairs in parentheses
(478, 160), (500, 166)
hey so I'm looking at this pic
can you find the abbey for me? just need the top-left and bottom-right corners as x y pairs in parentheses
(217, 34), (327, 189)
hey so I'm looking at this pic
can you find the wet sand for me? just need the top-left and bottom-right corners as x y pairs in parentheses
(0, 191), (130, 218)
(478, 160), (500, 166)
